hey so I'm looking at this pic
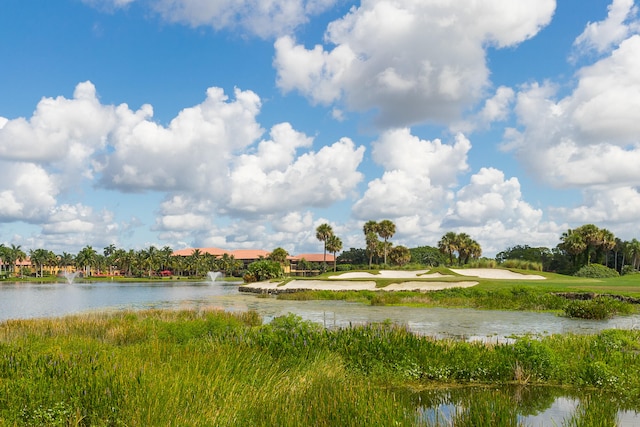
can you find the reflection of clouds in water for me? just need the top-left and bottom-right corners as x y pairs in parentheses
(1, 282), (639, 343)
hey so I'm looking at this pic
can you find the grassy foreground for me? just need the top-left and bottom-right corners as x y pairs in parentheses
(1, 309), (640, 426)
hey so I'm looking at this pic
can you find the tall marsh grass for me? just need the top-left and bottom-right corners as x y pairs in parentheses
(1, 310), (640, 425)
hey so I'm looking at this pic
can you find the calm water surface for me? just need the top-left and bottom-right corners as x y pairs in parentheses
(1, 280), (639, 340)
(2, 280), (639, 424)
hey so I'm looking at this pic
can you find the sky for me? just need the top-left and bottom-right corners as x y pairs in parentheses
(0, 0), (639, 257)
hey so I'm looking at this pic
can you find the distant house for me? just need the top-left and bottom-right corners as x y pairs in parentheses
(172, 248), (334, 275)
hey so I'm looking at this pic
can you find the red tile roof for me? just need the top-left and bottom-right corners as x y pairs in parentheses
(292, 253), (335, 263)
(230, 249), (270, 260)
(172, 248), (334, 263)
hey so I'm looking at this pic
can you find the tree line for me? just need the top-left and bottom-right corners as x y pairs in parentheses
(0, 244), (246, 279)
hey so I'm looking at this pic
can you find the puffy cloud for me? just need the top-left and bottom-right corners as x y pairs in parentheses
(0, 81), (366, 252)
(0, 82), (115, 187)
(352, 129), (470, 219)
(39, 204), (120, 253)
(550, 186), (640, 225)
(444, 167), (542, 228)
(275, 0), (555, 127)
(151, 0), (338, 38)
(574, 0), (639, 54)
(0, 162), (58, 222)
(505, 35), (640, 187)
(228, 131), (365, 214)
(99, 87), (263, 193)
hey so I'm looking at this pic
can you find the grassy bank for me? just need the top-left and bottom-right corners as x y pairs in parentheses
(1, 309), (640, 426)
(277, 270), (640, 319)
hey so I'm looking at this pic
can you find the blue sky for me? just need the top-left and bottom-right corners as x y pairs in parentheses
(1, 0), (639, 257)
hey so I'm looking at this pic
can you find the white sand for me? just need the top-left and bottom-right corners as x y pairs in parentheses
(329, 270), (449, 279)
(241, 279), (477, 292)
(449, 268), (545, 280)
(240, 268), (544, 293)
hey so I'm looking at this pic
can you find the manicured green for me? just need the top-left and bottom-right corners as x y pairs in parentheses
(1, 310), (640, 426)
(277, 269), (640, 319)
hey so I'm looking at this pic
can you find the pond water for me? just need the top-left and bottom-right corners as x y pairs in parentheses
(2, 280), (639, 424)
(1, 280), (639, 341)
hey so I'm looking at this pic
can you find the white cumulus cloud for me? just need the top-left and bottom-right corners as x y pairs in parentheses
(574, 0), (639, 55)
(505, 35), (640, 188)
(275, 0), (555, 127)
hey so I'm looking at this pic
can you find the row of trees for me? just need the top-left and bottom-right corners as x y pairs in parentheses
(496, 224), (639, 275)
(0, 244), (247, 279)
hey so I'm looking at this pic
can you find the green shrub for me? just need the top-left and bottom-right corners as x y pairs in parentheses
(563, 297), (631, 320)
(246, 260), (284, 282)
(621, 265), (637, 276)
(574, 264), (619, 278)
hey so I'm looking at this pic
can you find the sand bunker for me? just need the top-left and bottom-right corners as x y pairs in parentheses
(449, 268), (545, 280)
(240, 268), (544, 294)
(329, 270), (450, 279)
(241, 279), (478, 292)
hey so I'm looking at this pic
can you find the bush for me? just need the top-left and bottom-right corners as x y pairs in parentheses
(245, 260), (284, 282)
(563, 297), (630, 320)
(574, 264), (619, 278)
(621, 265), (637, 276)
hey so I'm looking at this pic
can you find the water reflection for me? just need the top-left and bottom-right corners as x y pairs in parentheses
(413, 386), (640, 426)
(1, 281), (639, 342)
(2, 281), (640, 423)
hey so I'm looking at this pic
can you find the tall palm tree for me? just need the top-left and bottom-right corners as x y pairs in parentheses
(315, 223), (334, 265)
(597, 228), (616, 266)
(29, 248), (50, 278)
(76, 246), (97, 277)
(365, 231), (379, 269)
(627, 238), (640, 271)
(187, 249), (203, 277)
(377, 219), (396, 265)
(455, 233), (472, 266)
(9, 244), (26, 278)
(559, 229), (587, 269)
(0, 244), (6, 276)
(58, 252), (75, 273)
(325, 234), (343, 272)
(438, 232), (458, 266)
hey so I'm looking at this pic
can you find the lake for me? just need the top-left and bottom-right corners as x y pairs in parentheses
(2, 279), (639, 425)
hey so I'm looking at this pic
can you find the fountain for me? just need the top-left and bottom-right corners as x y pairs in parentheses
(207, 271), (222, 283)
(62, 271), (80, 284)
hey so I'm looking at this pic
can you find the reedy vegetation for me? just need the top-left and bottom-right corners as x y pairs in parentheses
(1, 310), (639, 426)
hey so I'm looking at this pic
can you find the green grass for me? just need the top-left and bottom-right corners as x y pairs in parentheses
(277, 269), (640, 317)
(1, 310), (640, 426)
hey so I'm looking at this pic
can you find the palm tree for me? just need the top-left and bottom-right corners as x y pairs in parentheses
(187, 249), (203, 277)
(325, 234), (343, 272)
(76, 246), (97, 277)
(627, 238), (640, 271)
(455, 233), (473, 266)
(438, 232), (458, 266)
(597, 228), (616, 266)
(29, 248), (51, 278)
(377, 219), (396, 265)
(8, 244), (26, 278)
(58, 252), (75, 273)
(0, 244), (6, 276)
(268, 247), (289, 266)
(315, 223), (334, 265)
(559, 229), (587, 269)
(365, 231), (379, 269)
(389, 245), (411, 266)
